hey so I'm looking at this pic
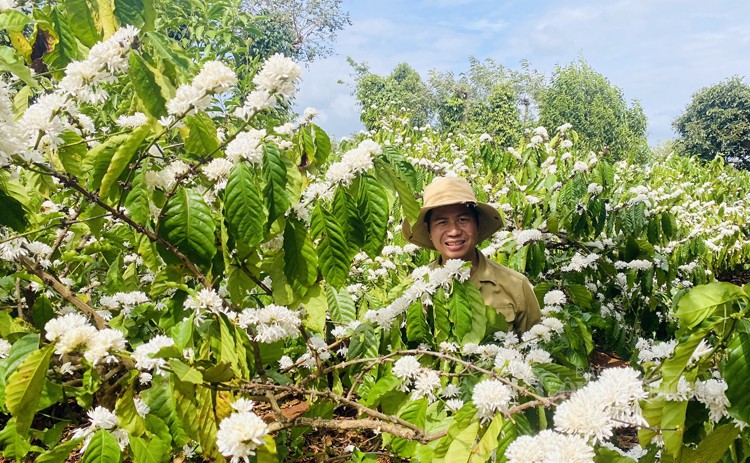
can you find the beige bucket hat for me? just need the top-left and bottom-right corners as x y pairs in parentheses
(402, 177), (503, 250)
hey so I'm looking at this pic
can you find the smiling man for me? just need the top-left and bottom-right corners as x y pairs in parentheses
(402, 176), (541, 334)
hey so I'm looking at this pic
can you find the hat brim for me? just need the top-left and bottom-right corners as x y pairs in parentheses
(402, 201), (503, 250)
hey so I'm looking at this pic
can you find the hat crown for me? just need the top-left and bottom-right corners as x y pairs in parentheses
(423, 177), (478, 209)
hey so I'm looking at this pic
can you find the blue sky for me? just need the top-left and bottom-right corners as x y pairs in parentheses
(293, 0), (750, 146)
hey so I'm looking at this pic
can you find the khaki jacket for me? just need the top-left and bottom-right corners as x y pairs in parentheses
(468, 251), (542, 334)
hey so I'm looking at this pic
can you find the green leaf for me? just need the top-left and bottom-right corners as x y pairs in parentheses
(406, 301), (430, 343)
(326, 286), (356, 324)
(99, 125), (150, 198)
(193, 385), (220, 459)
(35, 438), (82, 463)
(595, 447), (637, 463)
(94, 0), (117, 37)
(0, 184), (28, 231)
(262, 144), (290, 231)
(454, 282), (486, 344)
(158, 187), (217, 268)
(85, 133), (131, 192)
(255, 434), (278, 463)
(445, 421), (479, 463)
(332, 185), (364, 258)
(311, 203), (349, 288)
(45, 8), (80, 70)
(374, 158), (420, 224)
(5, 344), (54, 436)
(685, 423), (740, 463)
(129, 52), (167, 118)
(63, 0), (100, 47)
(674, 282), (746, 331)
(114, 0), (154, 30)
(57, 130), (87, 179)
(357, 175), (389, 258)
(224, 162), (265, 251)
(144, 31), (190, 70)
(168, 359), (204, 385)
(468, 415), (504, 462)
(283, 218), (318, 295)
(0, 46), (35, 87)
(0, 419), (30, 460)
(301, 283), (327, 334)
(348, 323), (378, 361)
(81, 430), (121, 463)
(185, 113), (219, 158)
(724, 329), (750, 423)
(124, 170), (152, 226)
(129, 434), (170, 463)
(434, 404), (477, 461)
(362, 376), (400, 407)
(0, 10), (33, 33)
(3, 333), (40, 381)
(115, 379), (146, 437)
(142, 376), (189, 447)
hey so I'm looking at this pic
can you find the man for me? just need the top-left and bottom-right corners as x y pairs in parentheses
(402, 176), (542, 334)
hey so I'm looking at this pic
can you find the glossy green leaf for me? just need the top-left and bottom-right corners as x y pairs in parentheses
(0, 10), (33, 33)
(467, 415), (504, 462)
(185, 113), (219, 158)
(357, 175), (389, 258)
(362, 375), (400, 407)
(5, 344), (53, 436)
(348, 323), (378, 361)
(129, 52), (167, 118)
(445, 421), (479, 463)
(0, 46), (35, 87)
(168, 359), (204, 384)
(99, 125), (150, 198)
(0, 184), (27, 232)
(283, 218), (318, 295)
(225, 162), (264, 251)
(0, 418), (30, 460)
(124, 170), (152, 226)
(85, 133), (131, 191)
(158, 187), (217, 268)
(674, 282), (746, 331)
(115, 379), (147, 437)
(63, 0), (100, 47)
(262, 143), (290, 231)
(129, 434), (170, 463)
(81, 430), (121, 463)
(301, 282), (327, 334)
(45, 8), (80, 70)
(332, 185), (364, 258)
(406, 301), (430, 343)
(311, 203), (349, 288)
(114, 0), (154, 30)
(144, 31), (190, 70)
(724, 328), (750, 423)
(35, 438), (82, 463)
(142, 376), (189, 447)
(326, 286), (356, 324)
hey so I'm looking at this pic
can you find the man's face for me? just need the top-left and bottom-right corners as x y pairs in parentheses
(428, 203), (478, 263)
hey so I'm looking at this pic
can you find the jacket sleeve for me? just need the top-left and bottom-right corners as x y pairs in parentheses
(515, 279), (542, 333)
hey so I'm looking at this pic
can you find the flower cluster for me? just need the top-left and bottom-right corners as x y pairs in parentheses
(554, 367), (647, 443)
(165, 61), (237, 118)
(237, 304), (302, 343)
(59, 25), (140, 104)
(472, 379), (514, 421)
(364, 259), (470, 328)
(216, 398), (270, 462)
(44, 313), (126, 364)
(71, 406), (129, 452)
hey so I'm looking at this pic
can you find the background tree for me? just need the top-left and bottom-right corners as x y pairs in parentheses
(539, 59), (647, 159)
(673, 76), (750, 170)
(242, 0), (351, 62)
(430, 58), (523, 143)
(350, 59), (433, 131)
